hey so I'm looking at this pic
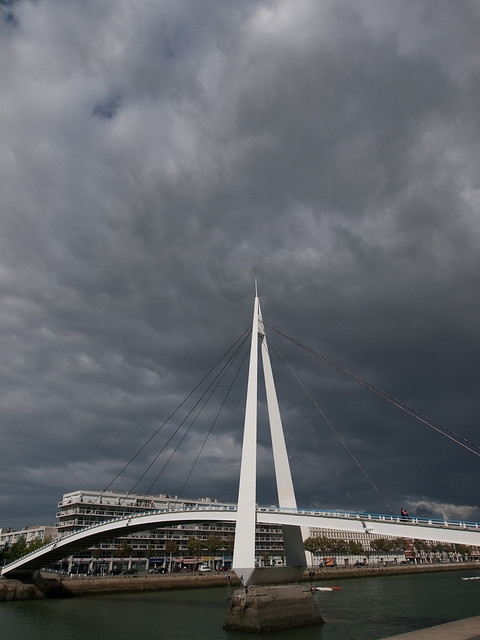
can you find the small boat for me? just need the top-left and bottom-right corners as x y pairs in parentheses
(311, 586), (341, 591)
(461, 576), (480, 581)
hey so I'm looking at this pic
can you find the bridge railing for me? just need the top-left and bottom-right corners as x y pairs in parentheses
(1, 505), (240, 570)
(5, 503), (480, 573)
(256, 506), (480, 532)
(55, 504), (239, 539)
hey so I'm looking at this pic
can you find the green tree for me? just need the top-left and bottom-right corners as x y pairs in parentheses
(0, 542), (10, 565)
(432, 542), (448, 556)
(413, 540), (429, 557)
(144, 543), (154, 572)
(187, 536), (204, 558)
(455, 544), (471, 556)
(187, 536), (204, 571)
(370, 538), (393, 554)
(115, 540), (133, 573)
(205, 535), (223, 569)
(25, 537), (50, 554)
(391, 538), (408, 553)
(1, 536), (48, 565)
(6, 537), (27, 562)
(315, 536), (333, 554)
(115, 540), (133, 558)
(347, 540), (364, 555)
(165, 540), (179, 573)
(303, 537), (320, 554)
(223, 535), (235, 554)
(221, 535), (234, 569)
(329, 539), (348, 555)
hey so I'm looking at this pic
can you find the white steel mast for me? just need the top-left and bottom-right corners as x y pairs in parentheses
(232, 287), (306, 586)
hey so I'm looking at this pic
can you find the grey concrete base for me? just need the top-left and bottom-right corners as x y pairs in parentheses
(235, 566), (306, 586)
(223, 583), (324, 633)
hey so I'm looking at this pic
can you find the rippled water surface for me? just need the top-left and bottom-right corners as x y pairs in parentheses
(1, 568), (480, 640)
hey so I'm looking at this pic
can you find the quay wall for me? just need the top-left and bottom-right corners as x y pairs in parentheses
(310, 561), (480, 581)
(1, 562), (479, 601)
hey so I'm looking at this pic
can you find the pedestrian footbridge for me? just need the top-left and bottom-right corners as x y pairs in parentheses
(3, 292), (480, 585)
(3, 505), (480, 578)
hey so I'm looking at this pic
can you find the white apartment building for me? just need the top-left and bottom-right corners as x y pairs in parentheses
(56, 489), (286, 574)
(307, 526), (480, 566)
(307, 526), (407, 567)
(0, 525), (57, 547)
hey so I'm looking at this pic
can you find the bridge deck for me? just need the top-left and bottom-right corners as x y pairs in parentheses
(3, 506), (480, 577)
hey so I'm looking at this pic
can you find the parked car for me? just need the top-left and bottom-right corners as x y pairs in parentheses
(198, 566), (211, 573)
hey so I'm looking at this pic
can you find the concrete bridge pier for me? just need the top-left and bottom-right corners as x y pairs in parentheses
(224, 583), (324, 633)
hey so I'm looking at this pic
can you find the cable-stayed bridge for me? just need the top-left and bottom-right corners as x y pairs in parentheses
(3, 504), (480, 578)
(3, 288), (480, 581)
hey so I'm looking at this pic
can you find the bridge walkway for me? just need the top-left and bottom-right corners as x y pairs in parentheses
(3, 505), (480, 578)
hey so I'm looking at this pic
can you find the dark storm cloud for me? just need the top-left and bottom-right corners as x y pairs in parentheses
(0, 0), (18, 26)
(1, 0), (480, 529)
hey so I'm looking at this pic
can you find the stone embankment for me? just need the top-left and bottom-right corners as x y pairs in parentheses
(1, 562), (479, 602)
(0, 571), (241, 601)
(311, 562), (480, 581)
(1, 579), (46, 601)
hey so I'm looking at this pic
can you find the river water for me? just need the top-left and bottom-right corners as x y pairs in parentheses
(1, 569), (480, 640)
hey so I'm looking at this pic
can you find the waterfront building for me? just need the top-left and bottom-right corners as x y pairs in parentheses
(0, 525), (57, 547)
(307, 526), (407, 566)
(307, 526), (479, 566)
(56, 489), (286, 574)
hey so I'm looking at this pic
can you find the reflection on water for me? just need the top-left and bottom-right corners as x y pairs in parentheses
(1, 569), (480, 640)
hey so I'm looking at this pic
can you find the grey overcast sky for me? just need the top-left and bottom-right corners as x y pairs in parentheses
(1, 0), (480, 530)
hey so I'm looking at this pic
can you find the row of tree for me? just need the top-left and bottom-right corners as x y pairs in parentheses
(0, 536), (52, 565)
(2, 532), (473, 568)
(410, 540), (471, 557)
(303, 536), (472, 558)
(303, 536), (408, 556)
(114, 535), (235, 565)
(91, 535), (477, 563)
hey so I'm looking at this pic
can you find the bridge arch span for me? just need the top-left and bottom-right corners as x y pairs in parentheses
(1, 507), (237, 577)
(3, 506), (480, 578)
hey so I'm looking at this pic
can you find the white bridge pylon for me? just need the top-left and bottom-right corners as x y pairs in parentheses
(232, 290), (307, 586)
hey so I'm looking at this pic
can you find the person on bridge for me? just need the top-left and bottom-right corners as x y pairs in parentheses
(401, 508), (409, 520)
